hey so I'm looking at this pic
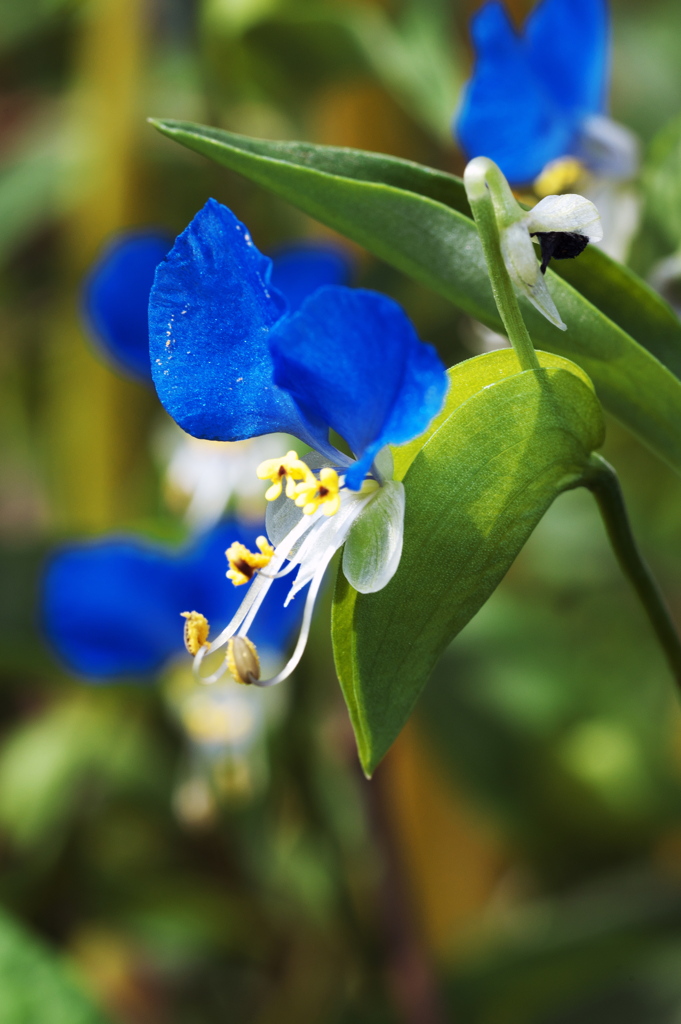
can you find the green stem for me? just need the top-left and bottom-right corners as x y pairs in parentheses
(463, 157), (540, 372)
(581, 453), (681, 688)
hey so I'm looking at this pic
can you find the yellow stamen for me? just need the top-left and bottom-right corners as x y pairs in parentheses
(256, 450), (313, 501)
(534, 156), (586, 198)
(226, 636), (260, 685)
(226, 535), (274, 586)
(293, 467), (341, 516)
(181, 611), (210, 655)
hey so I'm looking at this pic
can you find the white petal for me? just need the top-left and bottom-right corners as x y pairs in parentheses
(373, 446), (394, 482)
(525, 194), (603, 242)
(579, 114), (640, 181)
(286, 498), (362, 602)
(501, 221), (542, 289)
(266, 487), (305, 547)
(342, 481), (405, 594)
(160, 428), (295, 533)
(501, 221), (566, 331)
(583, 181), (640, 261)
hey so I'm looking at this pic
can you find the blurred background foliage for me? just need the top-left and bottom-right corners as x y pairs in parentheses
(4, 0), (681, 1021)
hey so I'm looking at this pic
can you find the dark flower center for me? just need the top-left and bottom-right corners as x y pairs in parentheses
(531, 231), (590, 274)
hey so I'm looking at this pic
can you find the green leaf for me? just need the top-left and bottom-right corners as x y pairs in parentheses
(332, 350), (605, 775)
(150, 119), (681, 474)
(0, 908), (111, 1024)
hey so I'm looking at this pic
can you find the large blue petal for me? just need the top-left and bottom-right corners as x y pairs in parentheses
(149, 199), (330, 453)
(456, 1), (582, 183)
(268, 287), (448, 491)
(525, 0), (608, 118)
(83, 232), (170, 382)
(270, 242), (352, 312)
(42, 522), (301, 680)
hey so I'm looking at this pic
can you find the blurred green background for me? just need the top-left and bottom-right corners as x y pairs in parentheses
(5, 0), (681, 1021)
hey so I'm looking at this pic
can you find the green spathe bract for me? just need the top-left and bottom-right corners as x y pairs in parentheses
(150, 118), (681, 475)
(332, 350), (605, 776)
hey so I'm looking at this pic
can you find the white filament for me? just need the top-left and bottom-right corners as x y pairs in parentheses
(193, 483), (379, 688)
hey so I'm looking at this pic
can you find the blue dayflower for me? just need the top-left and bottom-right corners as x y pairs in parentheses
(83, 228), (351, 384)
(455, 0), (637, 187)
(42, 520), (300, 681)
(147, 199), (448, 688)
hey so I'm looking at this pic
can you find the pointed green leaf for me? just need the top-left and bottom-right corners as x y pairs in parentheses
(332, 350), (605, 775)
(0, 907), (112, 1023)
(150, 119), (681, 475)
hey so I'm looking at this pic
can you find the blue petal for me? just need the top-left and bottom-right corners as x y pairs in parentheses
(42, 522), (301, 681)
(525, 0), (608, 118)
(456, 1), (586, 183)
(83, 232), (170, 382)
(270, 242), (352, 312)
(268, 287), (448, 491)
(149, 199), (330, 452)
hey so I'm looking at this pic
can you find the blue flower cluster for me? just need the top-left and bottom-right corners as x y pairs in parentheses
(48, 203), (447, 687)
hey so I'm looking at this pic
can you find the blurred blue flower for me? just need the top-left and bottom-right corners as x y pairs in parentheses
(268, 242), (352, 313)
(83, 232), (172, 381)
(43, 520), (300, 680)
(150, 198), (446, 492)
(455, 0), (636, 186)
(83, 229), (351, 383)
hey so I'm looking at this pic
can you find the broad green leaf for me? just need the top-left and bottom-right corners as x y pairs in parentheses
(150, 120), (681, 473)
(332, 350), (605, 775)
(0, 908), (111, 1024)
(391, 347), (596, 480)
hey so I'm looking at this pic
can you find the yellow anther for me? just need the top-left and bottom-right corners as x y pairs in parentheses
(534, 156), (586, 198)
(293, 467), (341, 517)
(226, 636), (260, 685)
(256, 450), (313, 501)
(226, 535), (274, 586)
(181, 611), (210, 656)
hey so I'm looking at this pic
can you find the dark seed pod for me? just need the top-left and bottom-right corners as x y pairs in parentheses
(226, 636), (261, 685)
(532, 231), (590, 274)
